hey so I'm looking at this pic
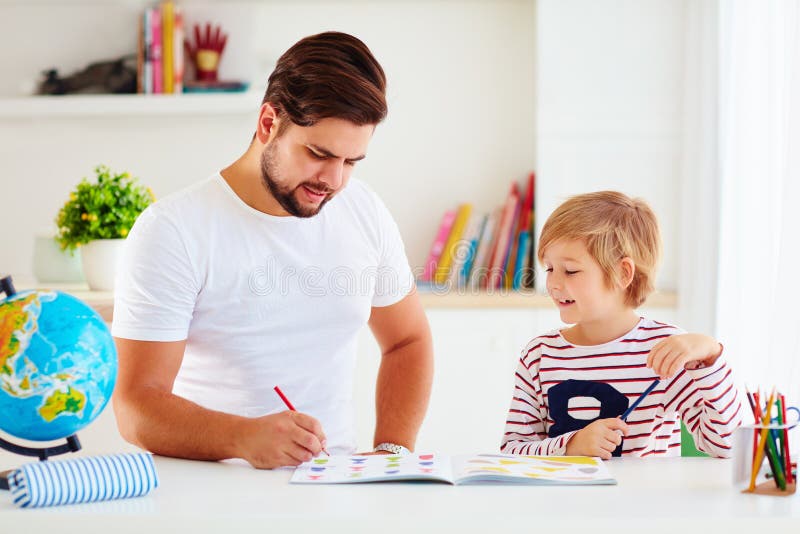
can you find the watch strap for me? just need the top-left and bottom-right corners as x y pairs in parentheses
(373, 442), (410, 455)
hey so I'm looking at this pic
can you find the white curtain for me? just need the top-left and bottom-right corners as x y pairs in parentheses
(678, 0), (720, 336)
(716, 0), (800, 402)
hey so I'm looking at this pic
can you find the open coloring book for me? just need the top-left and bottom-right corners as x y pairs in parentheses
(290, 453), (616, 485)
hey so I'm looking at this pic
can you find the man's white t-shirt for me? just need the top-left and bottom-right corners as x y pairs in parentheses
(111, 174), (414, 454)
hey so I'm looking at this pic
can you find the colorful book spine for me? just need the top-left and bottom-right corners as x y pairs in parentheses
(136, 13), (144, 93)
(512, 231), (530, 290)
(448, 213), (480, 287)
(422, 210), (456, 282)
(469, 209), (498, 289)
(143, 9), (152, 94)
(150, 7), (163, 94)
(503, 189), (523, 289)
(524, 172), (536, 289)
(162, 1), (175, 94)
(434, 203), (473, 284)
(487, 185), (520, 289)
(460, 214), (488, 285)
(172, 6), (184, 93)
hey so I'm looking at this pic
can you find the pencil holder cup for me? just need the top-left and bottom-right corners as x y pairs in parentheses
(733, 421), (797, 496)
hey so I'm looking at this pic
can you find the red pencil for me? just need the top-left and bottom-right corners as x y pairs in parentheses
(273, 386), (329, 456)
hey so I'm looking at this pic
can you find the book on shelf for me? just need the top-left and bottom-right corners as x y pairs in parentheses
(150, 7), (163, 94)
(447, 212), (481, 286)
(487, 184), (520, 289)
(524, 172), (536, 289)
(502, 184), (524, 289)
(433, 203), (472, 284)
(420, 172), (536, 292)
(172, 6), (184, 93)
(162, 0), (175, 94)
(468, 209), (499, 288)
(459, 213), (488, 286)
(512, 230), (530, 290)
(138, 1), (185, 94)
(290, 453), (616, 486)
(421, 210), (456, 282)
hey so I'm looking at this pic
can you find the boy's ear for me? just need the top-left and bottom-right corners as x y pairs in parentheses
(619, 257), (636, 290)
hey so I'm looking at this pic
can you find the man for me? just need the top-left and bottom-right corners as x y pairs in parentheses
(111, 32), (433, 469)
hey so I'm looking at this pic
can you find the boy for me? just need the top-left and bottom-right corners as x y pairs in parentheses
(501, 191), (741, 459)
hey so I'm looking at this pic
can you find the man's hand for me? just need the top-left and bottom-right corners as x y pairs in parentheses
(565, 418), (629, 460)
(646, 333), (723, 379)
(238, 410), (327, 469)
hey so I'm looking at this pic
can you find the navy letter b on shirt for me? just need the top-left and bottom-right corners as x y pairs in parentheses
(547, 379), (629, 457)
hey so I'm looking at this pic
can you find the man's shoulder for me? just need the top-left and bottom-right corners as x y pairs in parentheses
(143, 175), (223, 223)
(128, 175), (222, 240)
(151, 174), (222, 212)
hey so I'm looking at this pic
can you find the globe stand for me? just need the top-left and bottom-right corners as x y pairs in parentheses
(0, 434), (82, 460)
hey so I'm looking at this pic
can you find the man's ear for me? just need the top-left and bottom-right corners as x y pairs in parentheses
(255, 103), (281, 144)
(619, 257), (636, 290)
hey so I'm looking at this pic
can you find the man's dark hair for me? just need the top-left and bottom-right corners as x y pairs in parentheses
(263, 32), (387, 131)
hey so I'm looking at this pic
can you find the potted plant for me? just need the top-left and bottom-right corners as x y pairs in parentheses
(56, 165), (154, 291)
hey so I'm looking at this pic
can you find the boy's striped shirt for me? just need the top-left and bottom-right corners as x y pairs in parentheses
(501, 318), (742, 457)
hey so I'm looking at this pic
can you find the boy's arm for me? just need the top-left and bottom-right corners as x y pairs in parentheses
(500, 356), (579, 455)
(667, 352), (743, 458)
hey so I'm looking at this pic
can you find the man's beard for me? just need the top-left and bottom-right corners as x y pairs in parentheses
(259, 143), (334, 218)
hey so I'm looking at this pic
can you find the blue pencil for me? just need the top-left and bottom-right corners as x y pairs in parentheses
(621, 379), (660, 421)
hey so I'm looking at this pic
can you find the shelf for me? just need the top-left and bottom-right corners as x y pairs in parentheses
(14, 282), (677, 322)
(418, 290), (677, 309)
(0, 91), (263, 119)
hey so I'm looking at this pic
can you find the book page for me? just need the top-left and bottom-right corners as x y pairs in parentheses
(451, 454), (616, 485)
(290, 453), (454, 484)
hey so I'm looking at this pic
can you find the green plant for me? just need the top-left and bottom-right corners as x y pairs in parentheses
(56, 165), (155, 252)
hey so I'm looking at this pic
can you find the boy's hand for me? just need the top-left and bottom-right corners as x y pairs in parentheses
(646, 333), (723, 379)
(565, 418), (629, 460)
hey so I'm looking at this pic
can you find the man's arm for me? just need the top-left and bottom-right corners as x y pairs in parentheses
(112, 338), (326, 468)
(367, 287), (434, 451)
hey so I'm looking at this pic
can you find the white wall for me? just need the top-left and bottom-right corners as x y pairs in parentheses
(0, 0), (536, 281)
(535, 0), (686, 292)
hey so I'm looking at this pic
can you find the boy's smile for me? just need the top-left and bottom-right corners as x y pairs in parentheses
(543, 238), (638, 345)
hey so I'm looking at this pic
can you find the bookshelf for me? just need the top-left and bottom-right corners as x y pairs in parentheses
(17, 283), (677, 322)
(0, 92), (262, 118)
(418, 290), (677, 309)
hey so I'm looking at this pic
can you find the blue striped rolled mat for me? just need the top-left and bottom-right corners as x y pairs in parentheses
(7, 452), (158, 508)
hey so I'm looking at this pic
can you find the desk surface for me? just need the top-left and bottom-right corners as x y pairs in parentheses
(0, 455), (797, 533)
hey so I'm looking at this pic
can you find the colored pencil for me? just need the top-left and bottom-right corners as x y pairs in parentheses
(748, 389), (776, 491)
(780, 393), (793, 485)
(273, 386), (329, 456)
(776, 395), (785, 468)
(620, 379), (660, 421)
(744, 387), (758, 459)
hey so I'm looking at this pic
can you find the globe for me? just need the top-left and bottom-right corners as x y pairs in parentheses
(0, 287), (117, 443)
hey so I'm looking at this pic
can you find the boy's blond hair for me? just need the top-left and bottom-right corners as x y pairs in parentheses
(537, 191), (661, 308)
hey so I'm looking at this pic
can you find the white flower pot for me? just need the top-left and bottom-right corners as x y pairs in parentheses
(33, 234), (85, 283)
(80, 239), (124, 291)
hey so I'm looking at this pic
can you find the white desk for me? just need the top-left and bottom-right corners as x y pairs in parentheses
(0, 456), (796, 533)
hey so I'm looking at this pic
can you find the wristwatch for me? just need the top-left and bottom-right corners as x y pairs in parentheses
(373, 442), (411, 455)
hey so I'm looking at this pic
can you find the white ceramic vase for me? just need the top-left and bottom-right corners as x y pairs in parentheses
(33, 234), (85, 283)
(80, 239), (124, 291)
